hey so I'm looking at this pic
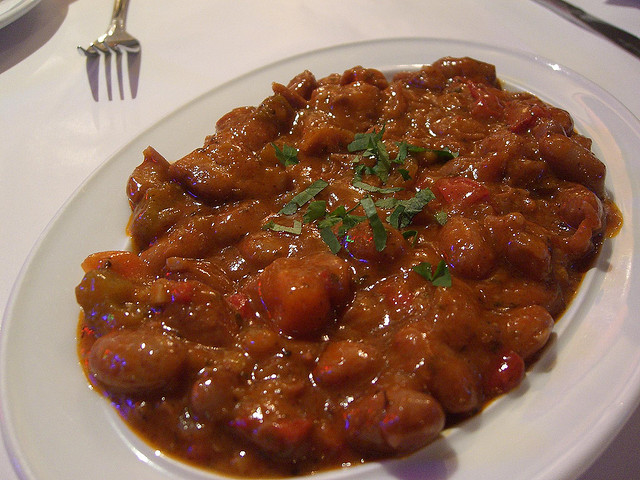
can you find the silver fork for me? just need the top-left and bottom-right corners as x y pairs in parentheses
(77, 0), (140, 56)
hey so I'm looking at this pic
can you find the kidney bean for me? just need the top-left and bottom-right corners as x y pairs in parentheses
(340, 66), (389, 89)
(432, 56), (499, 87)
(344, 388), (445, 455)
(271, 82), (308, 109)
(555, 219), (597, 257)
(240, 326), (281, 358)
(253, 95), (297, 141)
(88, 328), (186, 393)
(231, 397), (312, 460)
(169, 143), (288, 203)
(485, 213), (552, 281)
(157, 282), (240, 347)
(428, 283), (486, 351)
(80, 303), (148, 339)
(381, 83), (410, 120)
(285, 69), (318, 100)
(309, 82), (383, 133)
(237, 229), (291, 269)
(343, 390), (389, 454)
(539, 133), (606, 197)
(298, 126), (354, 156)
(380, 388), (446, 452)
(476, 130), (525, 182)
(482, 349), (526, 397)
(421, 342), (482, 414)
(214, 94), (295, 150)
(396, 64), (448, 90)
(313, 340), (381, 387)
(530, 106), (575, 138)
(164, 257), (233, 293)
(391, 324), (482, 414)
(477, 273), (564, 316)
(492, 305), (554, 360)
(439, 215), (495, 279)
(505, 157), (547, 188)
(339, 289), (388, 335)
(190, 366), (242, 422)
(557, 184), (604, 231)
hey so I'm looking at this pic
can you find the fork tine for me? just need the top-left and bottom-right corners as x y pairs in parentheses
(78, 0), (140, 57)
(77, 43), (109, 56)
(77, 45), (95, 56)
(78, 0), (140, 99)
(121, 42), (141, 54)
(94, 42), (111, 55)
(103, 41), (120, 54)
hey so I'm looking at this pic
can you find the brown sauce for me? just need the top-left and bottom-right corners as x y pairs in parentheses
(76, 57), (621, 477)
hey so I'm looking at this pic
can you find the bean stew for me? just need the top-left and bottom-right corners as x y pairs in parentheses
(76, 57), (621, 477)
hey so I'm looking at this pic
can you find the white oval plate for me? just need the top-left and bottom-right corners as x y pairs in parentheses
(0, 0), (41, 29)
(1, 38), (639, 480)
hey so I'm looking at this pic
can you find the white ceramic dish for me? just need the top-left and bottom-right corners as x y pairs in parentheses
(0, 0), (40, 29)
(1, 38), (639, 480)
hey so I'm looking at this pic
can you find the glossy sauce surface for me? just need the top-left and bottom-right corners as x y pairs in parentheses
(76, 57), (621, 477)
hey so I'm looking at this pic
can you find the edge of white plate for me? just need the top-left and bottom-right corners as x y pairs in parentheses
(0, 0), (41, 29)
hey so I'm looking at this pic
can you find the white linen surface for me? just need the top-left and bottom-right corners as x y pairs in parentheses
(1, 1), (639, 479)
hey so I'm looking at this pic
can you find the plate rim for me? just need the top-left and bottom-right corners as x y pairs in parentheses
(0, 0), (41, 30)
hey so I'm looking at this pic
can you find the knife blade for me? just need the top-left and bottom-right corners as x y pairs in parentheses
(532, 0), (640, 60)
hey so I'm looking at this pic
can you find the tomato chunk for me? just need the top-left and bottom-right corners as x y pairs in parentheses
(257, 253), (353, 338)
(483, 349), (525, 397)
(467, 81), (504, 119)
(435, 177), (490, 207)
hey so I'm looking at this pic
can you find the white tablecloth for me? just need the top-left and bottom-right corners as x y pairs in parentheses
(1, 1), (639, 478)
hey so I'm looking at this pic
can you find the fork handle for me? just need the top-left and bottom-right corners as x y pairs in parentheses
(111, 0), (131, 29)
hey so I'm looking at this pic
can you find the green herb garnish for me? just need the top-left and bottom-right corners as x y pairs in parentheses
(349, 128), (450, 186)
(413, 260), (452, 287)
(395, 141), (425, 163)
(277, 126), (458, 255)
(272, 143), (299, 167)
(348, 126), (386, 156)
(360, 196), (387, 252)
(348, 126), (392, 184)
(320, 227), (341, 254)
(397, 141), (459, 163)
(398, 168), (411, 180)
(313, 203), (367, 253)
(431, 147), (458, 161)
(303, 200), (327, 223)
(352, 165), (404, 193)
(376, 188), (436, 230)
(317, 205), (366, 235)
(374, 197), (399, 209)
(262, 220), (303, 235)
(434, 210), (448, 226)
(279, 179), (329, 215)
(402, 229), (419, 246)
